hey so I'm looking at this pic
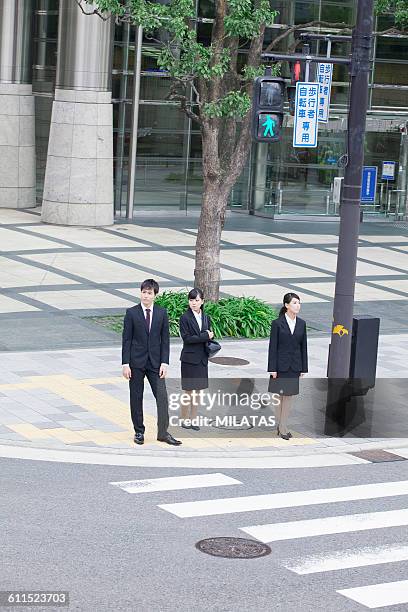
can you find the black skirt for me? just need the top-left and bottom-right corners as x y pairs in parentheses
(181, 361), (209, 391)
(268, 368), (300, 396)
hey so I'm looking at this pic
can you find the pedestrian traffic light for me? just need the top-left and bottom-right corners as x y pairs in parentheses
(252, 75), (285, 143)
(287, 60), (302, 116)
(287, 54), (317, 116)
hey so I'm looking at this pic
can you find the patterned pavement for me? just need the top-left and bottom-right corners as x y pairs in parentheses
(0, 334), (406, 453)
(0, 207), (407, 316)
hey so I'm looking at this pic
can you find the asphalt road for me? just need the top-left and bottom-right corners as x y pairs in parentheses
(2, 458), (408, 611)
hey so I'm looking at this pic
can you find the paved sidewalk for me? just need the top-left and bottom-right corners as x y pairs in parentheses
(0, 207), (408, 350)
(0, 335), (406, 458)
(1, 207), (407, 460)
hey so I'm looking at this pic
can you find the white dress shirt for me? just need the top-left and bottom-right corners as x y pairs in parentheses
(192, 309), (203, 331)
(285, 313), (296, 334)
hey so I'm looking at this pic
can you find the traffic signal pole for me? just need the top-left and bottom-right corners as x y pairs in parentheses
(262, 0), (375, 380)
(327, 0), (374, 378)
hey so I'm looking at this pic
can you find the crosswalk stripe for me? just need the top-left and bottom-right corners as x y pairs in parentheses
(158, 479), (408, 518)
(285, 544), (408, 575)
(240, 508), (408, 543)
(110, 472), (241, 493)
(337, 579), (408, 609)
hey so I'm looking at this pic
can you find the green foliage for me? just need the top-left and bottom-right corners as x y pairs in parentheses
(203, 91), (251, 118)
(224, 0), (277, 38)
(158, 39), (231, 80)
(88, 292), (278, 339)
(375, 0), (408, 28)
(155, 290), (190, 336)
(94, 0), (278, 120)
(156, 291), (279, 338)
(202, 296), (278, 338)
(242, 63), (281, 81)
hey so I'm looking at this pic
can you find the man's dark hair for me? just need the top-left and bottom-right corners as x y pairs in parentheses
(141, 279), (159, 295)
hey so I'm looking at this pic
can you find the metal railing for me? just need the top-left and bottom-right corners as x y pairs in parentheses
(387, 189), (406, 220)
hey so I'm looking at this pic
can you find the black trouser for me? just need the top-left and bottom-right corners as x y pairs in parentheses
(129, 359), (169, 438)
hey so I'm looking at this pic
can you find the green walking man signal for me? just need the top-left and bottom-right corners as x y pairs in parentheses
(252, 74), (285, 143)
(262, 115), (277, 137)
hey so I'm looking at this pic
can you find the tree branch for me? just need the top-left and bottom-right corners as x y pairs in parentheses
(167, 80), (202, 124)
(376, 27), (407, 35)
(75, 0), (111, 21)
(264, 21), (351, 53)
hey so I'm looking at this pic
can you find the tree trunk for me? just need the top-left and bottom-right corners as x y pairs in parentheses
(194, 177), (231, 301)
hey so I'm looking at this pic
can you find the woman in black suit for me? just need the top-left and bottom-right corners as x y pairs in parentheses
(179, 288), (214, 430)
(268, 292), (308, 440)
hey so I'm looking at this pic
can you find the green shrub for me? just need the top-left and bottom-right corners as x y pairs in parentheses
(88, 291), (278, 339)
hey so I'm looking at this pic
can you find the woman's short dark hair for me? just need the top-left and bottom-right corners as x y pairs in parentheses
(279, 292), (300, 316)
(140, 279), (159, 294)
(188, 288), (204, 302)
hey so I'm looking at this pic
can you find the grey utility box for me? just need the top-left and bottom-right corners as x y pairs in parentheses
(349, 315), (380, 392)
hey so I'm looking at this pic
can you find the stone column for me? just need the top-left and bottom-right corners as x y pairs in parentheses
(0, 0), (36, 209)
(41, 1), (114, 226)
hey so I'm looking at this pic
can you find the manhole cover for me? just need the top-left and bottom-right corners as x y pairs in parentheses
(209, 357), (250, 366)
(195, 537), (271, 559)
(350, 450), (407, 463)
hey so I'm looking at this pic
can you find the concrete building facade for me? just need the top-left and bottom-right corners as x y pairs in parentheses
(0, 0), (407, 224)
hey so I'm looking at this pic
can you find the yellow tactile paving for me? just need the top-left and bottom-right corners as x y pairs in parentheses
(0, 374), (319, 450)
(25, 374), (154, 429)
(45, 428), (93, 444)
(8, 423), (52, 440)
(82, 377), (127, 385)
(0, 382), (38, 391)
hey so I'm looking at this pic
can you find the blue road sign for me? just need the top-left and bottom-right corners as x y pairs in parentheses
(361, 166), (378, 203)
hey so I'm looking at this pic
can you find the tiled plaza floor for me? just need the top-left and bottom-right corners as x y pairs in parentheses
(0, 207), (407, 319)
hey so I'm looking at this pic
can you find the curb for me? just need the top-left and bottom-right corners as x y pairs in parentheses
(1, 438), (408, 470)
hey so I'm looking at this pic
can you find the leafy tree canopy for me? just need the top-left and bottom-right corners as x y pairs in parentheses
(85, 0), (407, 124)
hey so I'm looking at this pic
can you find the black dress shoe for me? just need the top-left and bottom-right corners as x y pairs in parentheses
(191, 424), (200, 431)
(157, 433), (182, 446)
(279, 432), (291, 440)
(134, 433), (144, 445)
(181, 421), (192, 430)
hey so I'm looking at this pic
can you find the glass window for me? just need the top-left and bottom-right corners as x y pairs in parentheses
(374, 62), (408, 86)
(365, 132), (400, 167)
(140, 74), (172, 101)
(198, 0), (215, 19)
(372, 87), (408, 108)
(320, 2), (355, 24)
(376, 36), (408, 61)
(295, 1), (319, 24)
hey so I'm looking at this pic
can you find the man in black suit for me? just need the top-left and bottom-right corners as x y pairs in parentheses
(122, 279), (181, 446)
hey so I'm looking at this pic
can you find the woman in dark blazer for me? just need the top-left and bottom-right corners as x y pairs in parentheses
(179, 288), (214, 430)
(268, 292), (308, 440)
